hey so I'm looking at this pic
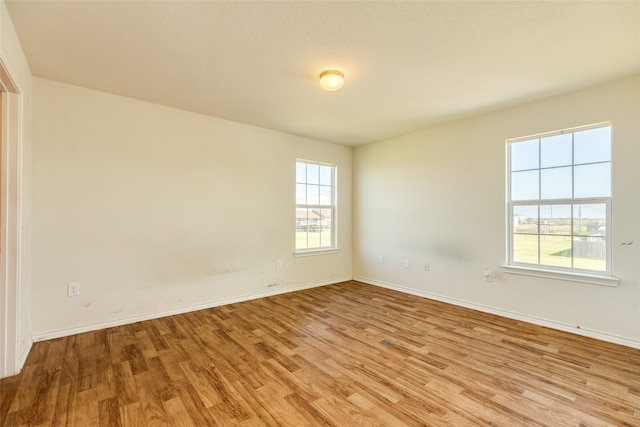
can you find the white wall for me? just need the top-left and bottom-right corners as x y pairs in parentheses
(0, 0), (32, 376)
(31, 78), (352, 338)
(353, 75), (640, 347)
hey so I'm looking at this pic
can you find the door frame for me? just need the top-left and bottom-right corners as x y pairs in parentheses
(0, 58), (22, 378)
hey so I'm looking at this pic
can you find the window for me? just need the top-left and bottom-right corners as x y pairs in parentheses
(507, 123), (612, 275)
(295, 160), (336, 252)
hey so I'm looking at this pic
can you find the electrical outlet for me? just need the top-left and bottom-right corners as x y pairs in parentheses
(424, 262), (430, 271)
(403, 259), (410, 268)
(276, 259), (282, 269)
(378, 256), (384, 265)
(68, 282), (80, 297)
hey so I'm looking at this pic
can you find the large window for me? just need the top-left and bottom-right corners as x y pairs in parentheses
(507, 123), (612, 275)
(295, 160), (336, 252)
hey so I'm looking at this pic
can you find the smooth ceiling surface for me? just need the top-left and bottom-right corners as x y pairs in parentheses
(6, 1), (640, 146)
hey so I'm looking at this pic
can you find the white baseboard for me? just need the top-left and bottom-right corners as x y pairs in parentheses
(18, 338), (32, 370)
(32, 276), (352, 342)
(353, 276), (640, 350)
(1, 338), (32, 379)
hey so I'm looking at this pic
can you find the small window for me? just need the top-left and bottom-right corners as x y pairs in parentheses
(507, 123), (612, 275)
(295, 160), (336, 252)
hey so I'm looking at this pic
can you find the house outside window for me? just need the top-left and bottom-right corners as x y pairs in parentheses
(507, 123), (612, 275)
(295, 160), (336, 252)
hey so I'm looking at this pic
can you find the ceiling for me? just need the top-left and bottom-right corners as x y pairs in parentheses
(6, 1), (640, 146)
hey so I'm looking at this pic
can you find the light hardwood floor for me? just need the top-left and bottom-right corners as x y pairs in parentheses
(2, 280), (639, 426)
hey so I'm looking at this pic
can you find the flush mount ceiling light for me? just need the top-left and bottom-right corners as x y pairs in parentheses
(319, 70), (344, 92)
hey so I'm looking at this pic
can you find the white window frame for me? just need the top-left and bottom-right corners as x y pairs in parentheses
(504, 122), (620, 286)
(295, 159), (337, 255)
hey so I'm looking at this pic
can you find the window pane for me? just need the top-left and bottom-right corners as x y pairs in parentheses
(541, 133), (572, 168)
(296, 235), (308, 250)
(574, 126), (611, 164)
(306, 184), (320, 204)
(541, 166), (572, 199)
(318, 185), (332, 205)
(300, 208), (328, 248)
(296, 184), (306, 204)
(573, 204), (606, 237)
(319, 165), (332, 185)
(318, 209), (333, 248)
(540, 235), (572, 268)
(511, 170), (539, 200)
(296, 208), (309, 249)
(511, 139), (539, 171)
(307, 163), (319, 184)
(513, 234), (538, 264)
(573, 236), (606, 271)
(513, 205), (538, 234)
(574, 163), (611, 198)
(540, 204), (571, 236)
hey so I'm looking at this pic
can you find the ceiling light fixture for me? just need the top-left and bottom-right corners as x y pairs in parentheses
(319, 70), (344, 92)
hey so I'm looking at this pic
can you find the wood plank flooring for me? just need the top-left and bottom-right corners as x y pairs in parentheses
(2, 280), (640, 426)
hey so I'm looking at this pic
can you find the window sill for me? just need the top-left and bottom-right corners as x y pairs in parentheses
(501, 265), (620, 287)
(294, 248), (340, 257)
